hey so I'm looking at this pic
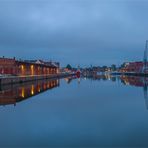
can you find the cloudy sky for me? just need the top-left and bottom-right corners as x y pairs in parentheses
(0, 0), (148, 67)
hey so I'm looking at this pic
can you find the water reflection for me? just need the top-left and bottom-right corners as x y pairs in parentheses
(64, 75), (78, 84)
(120, 76), (148, 110)
(2, 74), (148, 109)
(85, 74), (119, 82)
(86, 74), (148, 110)
(0, 79), (59, 106)
(0, 75), (148, 146)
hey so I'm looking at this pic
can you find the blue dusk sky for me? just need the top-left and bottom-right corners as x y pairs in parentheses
(0, 0), (148, 67)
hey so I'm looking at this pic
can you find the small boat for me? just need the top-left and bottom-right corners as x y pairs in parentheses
(76, 70), (81, 78)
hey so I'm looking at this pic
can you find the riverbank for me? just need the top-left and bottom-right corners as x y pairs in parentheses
(0, 73), (75, 85)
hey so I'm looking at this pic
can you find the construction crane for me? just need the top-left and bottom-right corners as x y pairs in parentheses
(143, 40), (148, 73)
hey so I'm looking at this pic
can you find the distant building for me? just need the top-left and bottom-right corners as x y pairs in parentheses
(0, 57), (60, 76)
(119, 61), (145, 73)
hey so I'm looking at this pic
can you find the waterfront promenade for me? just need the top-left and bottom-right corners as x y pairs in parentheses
(0, 73), (75, 85)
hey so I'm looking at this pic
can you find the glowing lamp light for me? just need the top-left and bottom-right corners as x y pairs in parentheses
(21, 65), (25, 75)
(31, 65), (34, 75)
(21, 87), (25, 98)
(31, 85), (34, 95)
(21, 65), (24, 70)
(38, 85), (41, 92)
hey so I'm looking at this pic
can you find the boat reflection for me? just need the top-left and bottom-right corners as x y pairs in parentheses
(64, 75), (78, 84)
(0, 79), (60, 106)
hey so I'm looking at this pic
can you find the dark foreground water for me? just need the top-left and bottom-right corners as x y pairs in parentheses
(0, 75), (148, 147)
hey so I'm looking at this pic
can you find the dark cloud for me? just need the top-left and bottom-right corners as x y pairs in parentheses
(0, 0), (147, 66)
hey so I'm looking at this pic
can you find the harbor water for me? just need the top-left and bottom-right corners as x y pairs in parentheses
(0, 75), (148, 147)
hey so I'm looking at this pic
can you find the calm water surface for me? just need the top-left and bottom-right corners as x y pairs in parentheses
(0, 76), (148, 147)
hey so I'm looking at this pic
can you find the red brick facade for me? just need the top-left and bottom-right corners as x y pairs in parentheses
(0, 57), (59, 76)
(120, 61), (146, 73)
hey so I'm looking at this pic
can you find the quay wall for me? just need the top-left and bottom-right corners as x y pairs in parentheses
(0, 73), (75, 85)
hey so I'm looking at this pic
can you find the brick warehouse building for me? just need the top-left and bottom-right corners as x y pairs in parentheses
(0, 57), (60, 76)
(120, 61), (146, 73)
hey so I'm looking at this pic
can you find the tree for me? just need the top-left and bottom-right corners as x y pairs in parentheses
(66, 64), (72, 70)
(119, 62), (127, 69)
(111, 64), (116, 71)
